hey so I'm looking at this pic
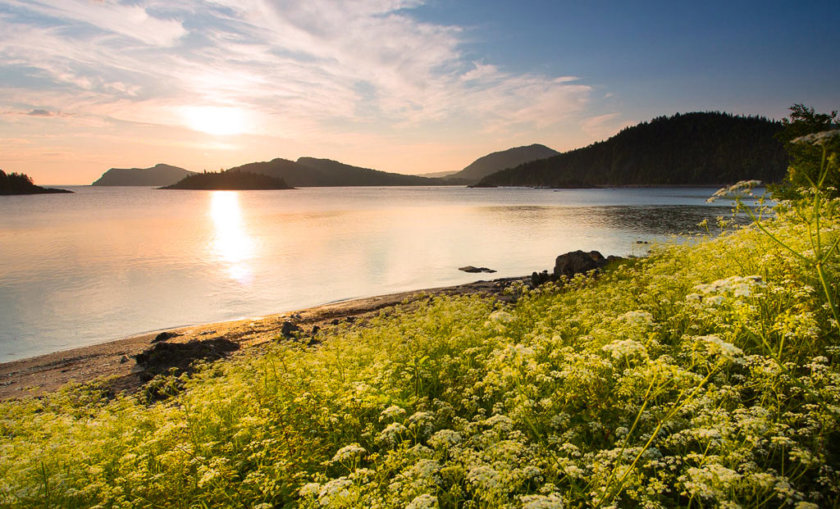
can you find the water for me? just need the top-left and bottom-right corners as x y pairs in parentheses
(0, 186), (740, 362)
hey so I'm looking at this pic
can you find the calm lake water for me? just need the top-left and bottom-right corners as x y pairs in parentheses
(0, 186), (739, 361)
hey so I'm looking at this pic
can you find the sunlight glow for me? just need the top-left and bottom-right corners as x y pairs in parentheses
(182, 106), (247, 136)
(209, 191), (254, 283)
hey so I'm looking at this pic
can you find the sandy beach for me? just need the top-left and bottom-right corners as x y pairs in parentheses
(0, 277), (525, 401)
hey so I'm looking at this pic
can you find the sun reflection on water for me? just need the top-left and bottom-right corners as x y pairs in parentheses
(209, 191), (254, 284)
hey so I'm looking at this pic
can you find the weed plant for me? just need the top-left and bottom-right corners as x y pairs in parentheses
(2, 145), (840, 506)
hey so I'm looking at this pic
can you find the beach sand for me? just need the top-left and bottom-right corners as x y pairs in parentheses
(0, 277), (526, 400)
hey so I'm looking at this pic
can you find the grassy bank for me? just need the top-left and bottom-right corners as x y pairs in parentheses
(1, 195), (839, 507)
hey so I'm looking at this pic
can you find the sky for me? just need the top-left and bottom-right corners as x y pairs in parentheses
(1, 0), (839, 184)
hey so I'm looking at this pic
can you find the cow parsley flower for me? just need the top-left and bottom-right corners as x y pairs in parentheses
(331, 443), (366, 464)
(380, 405), (407, 422)
(520, 493), (565, 508)
(406, 493), (438, 509)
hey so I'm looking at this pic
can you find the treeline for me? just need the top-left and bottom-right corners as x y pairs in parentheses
(162, 170), (292, 190)
(0, 170), (71, 195)
(475, 112), (788, 187)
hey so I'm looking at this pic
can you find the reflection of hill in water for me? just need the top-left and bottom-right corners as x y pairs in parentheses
(482, 205), (751, 236)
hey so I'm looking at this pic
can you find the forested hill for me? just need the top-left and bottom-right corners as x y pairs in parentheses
(475, 112), (788, 187)
(295, 157), (443, 186)
(230, 157), (446, 187)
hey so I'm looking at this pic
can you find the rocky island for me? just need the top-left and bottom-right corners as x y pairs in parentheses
(92, 163), (195, 186)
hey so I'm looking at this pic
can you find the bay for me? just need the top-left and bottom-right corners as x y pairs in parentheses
(0, 185), (740, 362)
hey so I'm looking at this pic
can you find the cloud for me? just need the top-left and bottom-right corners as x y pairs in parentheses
(0, 0), (598, 143)
(27, 109), (52, 116)
(3, 0), (186, 47)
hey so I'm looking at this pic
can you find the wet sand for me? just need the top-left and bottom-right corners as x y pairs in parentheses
(0, 277), (526, 400)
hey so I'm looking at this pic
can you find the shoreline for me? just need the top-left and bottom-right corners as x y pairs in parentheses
(0, 277), (527, 401)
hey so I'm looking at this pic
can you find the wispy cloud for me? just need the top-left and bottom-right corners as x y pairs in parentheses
(0, 0), (607, 180)
(2, 0), (592, 129)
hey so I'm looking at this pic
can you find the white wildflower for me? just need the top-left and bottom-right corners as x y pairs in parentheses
(707, 180), (762, 202)
(602, 339), (647, 360)
(693, 275), (764, 299)
(484, 414), (515, 431)
(467, 465), (501, 491)
(618, 310), (653, 326)
(407, 411), (435, 437)
(563, 464), (584, 478)
(792, 129), (840, 145)
(428, 429), (462, 449)
(318, 477), (353, 506)
(331, 443), (366, 464)
(521, 493), (565, 508)
(299, 482), (321, 498)
(406, 493), (438, 509)
(409, 459), (441, 484)
(489, 310), (515, 323)
(695, 335), (743, 361)
(377, 422), (407, 447)
(379, 405), (407, 422)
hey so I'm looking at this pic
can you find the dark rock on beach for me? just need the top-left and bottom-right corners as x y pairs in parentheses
(554, 250), (607, 278)
(152, 331), (181, 343)
(531, 250), (625, 287)
(459, 266), (497, 273)
(133, 337), (239, 380)
(280, 321), (302, 339)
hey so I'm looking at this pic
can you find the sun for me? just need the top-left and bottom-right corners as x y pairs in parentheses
(181, 106), (247, 136)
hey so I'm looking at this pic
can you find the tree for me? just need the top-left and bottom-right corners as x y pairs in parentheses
(773, 105), (840, 198)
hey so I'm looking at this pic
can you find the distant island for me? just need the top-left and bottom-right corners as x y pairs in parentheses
(475, 112), (787, 188)
(92, 164), (195, 186)
(161, 170), (293, 190)
(228, 157), (463, 187)
(0, 170), (72, 195)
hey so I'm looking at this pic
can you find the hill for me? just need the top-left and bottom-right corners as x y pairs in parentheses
(0, 170), (72, 195)
(451, 144), (559, 183)
(475, 113), (787, 187)
(295, 157), (447, 186)
(229, 157), (448, 187)
(92, 164), (194, 186)
(161, 170), (292, 190)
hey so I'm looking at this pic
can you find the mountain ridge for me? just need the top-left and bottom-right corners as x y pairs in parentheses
(450, 144), (560, 184)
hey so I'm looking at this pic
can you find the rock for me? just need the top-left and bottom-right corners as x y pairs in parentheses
(553, 250), (607, 278)
(531, 270), (553, 287)
(152, 331), (181, 343)
(459, 265), (497, 273)
(280, 321), (301, 339)
(134, 338), (239, 380)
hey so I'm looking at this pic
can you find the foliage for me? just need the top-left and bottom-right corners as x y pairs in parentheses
(772, 105), (840, 198)
(475, 112), (788, 188)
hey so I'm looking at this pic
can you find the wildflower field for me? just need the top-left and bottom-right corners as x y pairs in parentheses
(2, 187), (840, 507)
